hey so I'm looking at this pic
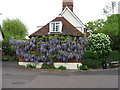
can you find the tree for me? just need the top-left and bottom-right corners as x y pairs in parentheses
(93, 14), (120, 50)
(103, 1), (116, 17)
(2, 18), (28, 61)
(85, 19), (105, 32)
(2, 19), (28, 40)
(94, 14), (119, 35)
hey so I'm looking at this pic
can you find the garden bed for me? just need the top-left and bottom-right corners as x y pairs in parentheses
(18, 62), (82, 69)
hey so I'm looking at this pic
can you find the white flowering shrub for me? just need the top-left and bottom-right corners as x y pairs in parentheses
(88, 33), (112, 57)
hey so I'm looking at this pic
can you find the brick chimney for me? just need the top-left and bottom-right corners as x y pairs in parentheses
(63, 0), (73, 12)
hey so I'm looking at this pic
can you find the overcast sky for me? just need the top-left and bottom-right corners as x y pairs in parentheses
(0, 0), (119, 35)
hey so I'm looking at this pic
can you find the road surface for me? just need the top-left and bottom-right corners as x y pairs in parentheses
(2, 62), (119, 88)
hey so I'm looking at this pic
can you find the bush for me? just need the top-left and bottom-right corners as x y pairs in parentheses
(88, 33), (112, 57)
(2, 40), (16, 56)
(2, 40), (18, 62)
(110, 35), (120, 51)
(83, 50), (102, 69)
(79, 65), (88, 70)
(57, 65), (67, 70)
(82, 59), (102, 69)
(83, 50), (99, 59)
(41, 63), (56, 69)
(26, 63), (36, 68)
(106, 51), (120, 62)
(2, 55), (18, 62)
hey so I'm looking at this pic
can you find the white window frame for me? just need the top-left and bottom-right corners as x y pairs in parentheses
(49, 21), (62, 33)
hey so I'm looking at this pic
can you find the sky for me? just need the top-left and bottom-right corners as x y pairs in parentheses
(0, 0), (119, 35)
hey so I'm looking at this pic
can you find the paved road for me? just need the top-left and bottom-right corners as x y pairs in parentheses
(2, 62), (119, 88)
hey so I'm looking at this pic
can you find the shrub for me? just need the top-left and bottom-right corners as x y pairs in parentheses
(2, 40), (16, 56)
(2, 40), (18, 62)
(41, 63), (56, 69)
(26, 63), (36, 68)
(110, 35), (120, 51)
(82, 59), (102, 69)
(83, 50), (99, 59)
(106, 51), (120, 62)
(57, 65), (67, 70)
(82, 50), (102, 69)
(2, 55), (18, 62)
(79, 65), (88, 70)
(88, 33), (112, 58)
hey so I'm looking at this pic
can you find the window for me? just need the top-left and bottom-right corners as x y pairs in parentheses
(49, 21), (62, 33)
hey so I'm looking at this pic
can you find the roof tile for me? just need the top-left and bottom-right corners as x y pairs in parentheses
(30, 17), (83, 37)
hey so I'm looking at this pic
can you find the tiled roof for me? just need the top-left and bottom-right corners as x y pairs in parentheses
(29, 17), (83, 37)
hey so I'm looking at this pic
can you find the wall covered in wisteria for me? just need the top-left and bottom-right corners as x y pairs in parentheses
(10, 35), (88, 65)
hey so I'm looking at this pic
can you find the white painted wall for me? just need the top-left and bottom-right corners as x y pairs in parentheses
(0, 31), (3, 41)
(55, 63), (82, 69)
(60, 7), (85, 33)
(18, 62), (82, 69)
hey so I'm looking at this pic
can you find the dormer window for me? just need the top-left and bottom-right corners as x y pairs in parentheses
(49, 21), (62, 33)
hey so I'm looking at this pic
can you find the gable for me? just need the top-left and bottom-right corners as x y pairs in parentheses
(0, 30), (4, 41)
(59, 6), (86, 33)
(0, 26), (4, 41)
(29, 17), (82, 37)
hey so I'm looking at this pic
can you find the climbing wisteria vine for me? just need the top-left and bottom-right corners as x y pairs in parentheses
(9, 35), (88, 65)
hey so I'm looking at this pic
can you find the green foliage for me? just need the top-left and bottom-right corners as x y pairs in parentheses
(94, 14), (119, 35)
(88, 33), (112, 57)
(109, 35), (120, 50)
(57, 65), (67, 70)
(85, 19), (105, 32)
(79, 65), (88, 70)
(41, 63), (56, 69)
(2, 18), (28, 62)
(2, 40), (13, 56)
(82, 59), (102, 69)
(83, 50), (102, 69)
(106, 51), (120, 62)
(2, 39), (18, 61)
(2, 55), (18, 62)
(93, 14), (120, 50)
(83, 50), (99, 59)
(2, 18), (28, 40)
(26, 63), (36, 68)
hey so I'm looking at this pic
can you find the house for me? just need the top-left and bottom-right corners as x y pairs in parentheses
(30, 0), (89, 37)
(0, 25), (4, 41)
(19, 0), (89, 69)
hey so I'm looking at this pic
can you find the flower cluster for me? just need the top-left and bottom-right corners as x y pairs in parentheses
(88, 33), (112, 57)
(10, 35), (87, 65)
